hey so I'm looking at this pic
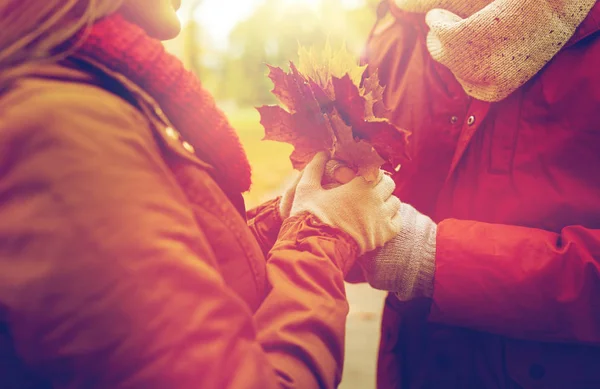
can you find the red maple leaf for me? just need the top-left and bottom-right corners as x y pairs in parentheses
(257, 53), (410, 181)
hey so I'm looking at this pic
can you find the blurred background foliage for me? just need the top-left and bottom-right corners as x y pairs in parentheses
(164, 0), (381, 206)
(168, 0), (380, 108)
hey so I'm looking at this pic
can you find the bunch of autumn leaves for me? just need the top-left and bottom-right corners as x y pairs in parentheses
(257, 44), (410, 183)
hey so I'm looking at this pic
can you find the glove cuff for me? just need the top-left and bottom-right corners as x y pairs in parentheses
(395, 203), (436, 300)
(361, 203), (437, 300)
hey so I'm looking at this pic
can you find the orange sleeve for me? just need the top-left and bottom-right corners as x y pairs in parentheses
(257, 214), (358, 388)
(0, 86), (356, 388)
(247, 197), (284, 258)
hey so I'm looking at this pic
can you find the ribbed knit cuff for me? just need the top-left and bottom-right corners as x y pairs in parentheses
(395, 203), (436, 300)
(359, 203), (437, 300)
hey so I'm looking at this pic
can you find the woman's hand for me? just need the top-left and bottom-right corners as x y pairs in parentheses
(279, 172), (302, 220)
(323, 160), (357, 187)
(278, 158), (357, 219)
(290, 152), (402, 255)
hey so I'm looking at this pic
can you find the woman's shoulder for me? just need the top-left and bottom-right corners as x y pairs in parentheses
(1, 62), (146, 135)
(0, 62), (161, 172)
(0, 62), (169, 193)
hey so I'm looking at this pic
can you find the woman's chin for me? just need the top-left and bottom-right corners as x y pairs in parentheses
(119, 3), (182, 41)
(154, 19), (182, 41)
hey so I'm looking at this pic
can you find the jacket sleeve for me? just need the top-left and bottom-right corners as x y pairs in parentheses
(0, 88), (357, 389)
(245, 195), (369, 284)
(247, 197), (284, 258)
(429, 219), (600, 345)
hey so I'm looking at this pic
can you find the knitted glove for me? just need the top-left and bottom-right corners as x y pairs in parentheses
(291, 152), (402, 255)
(359, 203), (437, 301)
(279, 172), (302, 220)
(394, 0), (596, 102)
(280, 160), (365, 219)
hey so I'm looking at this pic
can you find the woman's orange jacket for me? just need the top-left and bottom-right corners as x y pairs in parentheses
(0, 60), (357, 389)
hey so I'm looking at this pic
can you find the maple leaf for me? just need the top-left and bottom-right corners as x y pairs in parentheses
(332, 74), (410, 167)
(298, 40), (367, 97)
(258, 105), (333, 171)
(258, 70), (334, 171)
(258, 43), (411, 181)
(356, 119), (411, 168)
(331, 74), (365, 125)
(329, 110), (384, 182)
(266, 65), (298, 112)
(361, 70), (391, 118)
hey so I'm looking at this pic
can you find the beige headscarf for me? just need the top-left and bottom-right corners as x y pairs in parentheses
(394, 0), (596, 101)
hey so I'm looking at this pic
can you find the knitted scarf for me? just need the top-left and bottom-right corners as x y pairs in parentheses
(74, 13), (252, 194)
(392, 0), (596, 101)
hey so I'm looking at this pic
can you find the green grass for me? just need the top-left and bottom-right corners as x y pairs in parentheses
(228, 108), (295, 208)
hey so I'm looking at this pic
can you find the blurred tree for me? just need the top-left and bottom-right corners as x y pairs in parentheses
(180, 0), (379, 107)
(185, 0), (204, 77)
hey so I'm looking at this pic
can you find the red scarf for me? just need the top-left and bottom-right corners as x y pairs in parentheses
(74, 13), (252, 195)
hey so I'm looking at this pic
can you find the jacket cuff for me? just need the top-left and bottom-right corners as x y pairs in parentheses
(394, 203), (437, 300)
(247, 197), (284, 258)
(277, 212), (359, 275)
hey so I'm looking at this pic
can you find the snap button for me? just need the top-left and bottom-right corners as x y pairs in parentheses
(165, 126), (179, 140)
(467, 115), (476, 126)
(528, 364), (545, 380)
(182, 141), (195, 154)
(450, 115), (459, 124)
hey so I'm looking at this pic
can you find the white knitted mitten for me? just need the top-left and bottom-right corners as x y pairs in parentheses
(359, 203), (437, 301)
(394, 0), (596, 101)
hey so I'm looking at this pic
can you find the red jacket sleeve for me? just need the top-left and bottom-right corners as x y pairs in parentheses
(430, 219), (600, 345)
